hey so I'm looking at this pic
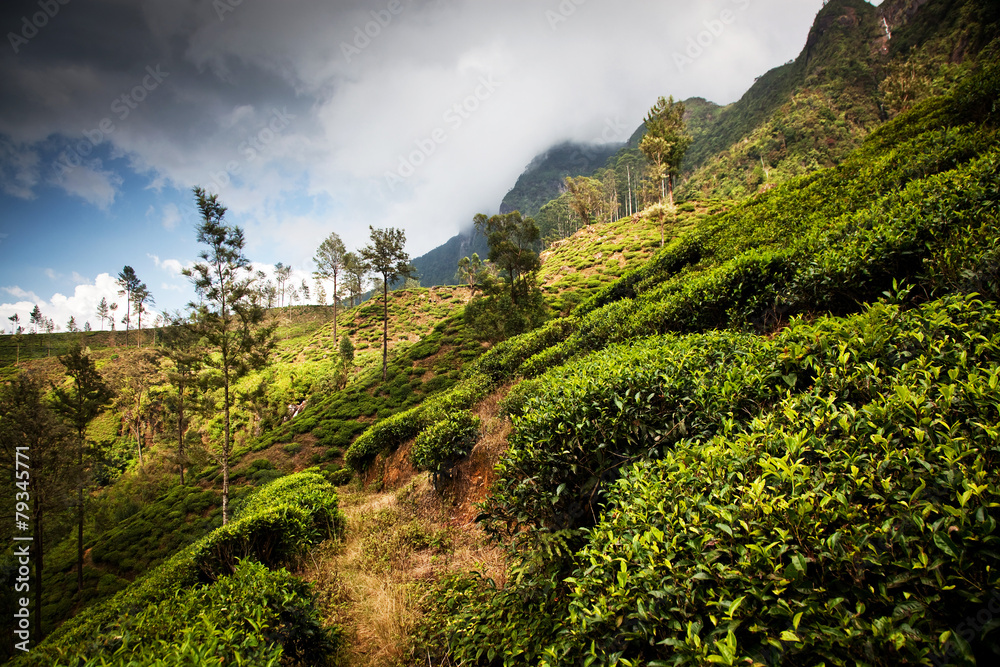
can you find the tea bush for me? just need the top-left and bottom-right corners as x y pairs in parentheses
(19, 472), (343, 666)
(421, 294), (1000, 666)
(410, 411), (482, 478)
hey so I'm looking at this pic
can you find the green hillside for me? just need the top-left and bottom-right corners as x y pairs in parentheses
(3, 2), (1000, 665)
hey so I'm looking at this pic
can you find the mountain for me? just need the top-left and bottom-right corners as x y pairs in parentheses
(498, 141), (624, 219)
(6, 0), (1000, 664)
(410, 226), (489, 288)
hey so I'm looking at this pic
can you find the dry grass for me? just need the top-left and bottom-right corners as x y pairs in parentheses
(302, 476), (506, 667)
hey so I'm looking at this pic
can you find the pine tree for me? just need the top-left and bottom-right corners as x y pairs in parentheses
(131, 283), (154, 347)
(1, 372), (77, 635)
(184, 187), (275, 524)
(639, 96), (692, 246)
(51, 344), (111, 592)
(117, 266), (141, 346)
(314, 232), (346, 338)
(96, 297), (109, 331)
(360, 226), (414, 380)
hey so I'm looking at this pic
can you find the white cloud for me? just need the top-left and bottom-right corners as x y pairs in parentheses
(148, 253), (189, 276)
(0, 273), (156, 334)
(161, 202), (182, 231)
(0, 137), (40, 199)
(52, 162), (123, 210)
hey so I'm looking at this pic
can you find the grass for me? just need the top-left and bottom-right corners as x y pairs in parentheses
(536, 205), (701, 314)
(303, 478), (506, 667)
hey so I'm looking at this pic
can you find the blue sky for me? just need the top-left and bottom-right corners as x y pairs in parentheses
(0, 0), (840, 333)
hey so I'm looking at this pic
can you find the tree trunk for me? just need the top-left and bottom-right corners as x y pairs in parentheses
(177, 382), (185, 486)
(381, 278), (388, 381)
(333, 273), (338, 344)
(77, 485), (83, 592)
(222, 372), (231, 525)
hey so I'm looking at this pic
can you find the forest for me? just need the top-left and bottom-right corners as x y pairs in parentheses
(2, 0), (1000, 664)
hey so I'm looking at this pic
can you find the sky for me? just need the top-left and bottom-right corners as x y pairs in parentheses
(0, 0), (847, 333)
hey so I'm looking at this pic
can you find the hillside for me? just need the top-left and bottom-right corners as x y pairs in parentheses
(3, 2), (1000, 665)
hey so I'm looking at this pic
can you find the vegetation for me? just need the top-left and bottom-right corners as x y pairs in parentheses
(3, 3), (1000, 664)
(361, 226), (416, 380)
(184, 187), (276, 524)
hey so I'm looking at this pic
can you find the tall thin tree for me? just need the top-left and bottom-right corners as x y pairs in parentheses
(1, 372), (76, 636)
(184, 187), (274, 524)
(639, 95), (692, 246)
(96, 297), (109, 331)
(314, 232), (346, 338)
(131, 283), (154, 347)
(117, 266), (140, 347)
(51, 344), (111, 592)
(360, 226), (414, 381)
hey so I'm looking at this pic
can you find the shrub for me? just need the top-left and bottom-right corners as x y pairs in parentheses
(22, 473), (344, 666)
(411, 412), (482, 479)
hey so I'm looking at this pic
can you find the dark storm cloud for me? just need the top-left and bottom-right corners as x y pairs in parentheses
(1, 0), (832, 258)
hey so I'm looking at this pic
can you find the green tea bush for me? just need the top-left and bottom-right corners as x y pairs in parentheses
(68, 560), (336, 667)
(345, 372), (491, 472)
(427, 295), (1000, 666)
(411, 411), (482, 479)
(20, 473), (343, 666)
(484, 330), (778, 535)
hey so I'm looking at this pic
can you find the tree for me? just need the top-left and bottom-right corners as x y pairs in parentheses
(12, 326), (23, 365)
(160, 313), (203, 486)
(313, 275), (327, 306)
(109, 302), (118, 332)
(473, 211), (541, 305)
(314, 232), (346, 339)
(360, 226), (415, 380)
(639, 96), (692, 245)
(565, 176), (603, 228)
(184, 187), (275, 524)
(96, 297), (109, 331)
(29, 304), (42, 334)
(67, 316), (78, 333)
(131, 282), (154, 347)
(339, 333), (355, 368)
(300, 279), (310, 303)
(51, 344), (112, 592)
(8, 312), (19, 335)
(117, 266), (141, 346)
(274, 262), (292, 308)
(44, 317), (55, 356)
(84, 321), (92, 332)
(1, 372), (77, 636)
(343, 251), (366, 306)
(456, 253), (488, 296)
(467, 212), (546, 340)
(104, 349), (161, 467)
